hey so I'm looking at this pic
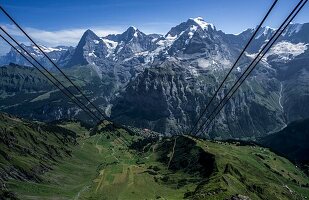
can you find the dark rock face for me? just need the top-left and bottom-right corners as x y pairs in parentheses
(65, 29), (104, 67)
(111, 59), (289, 138)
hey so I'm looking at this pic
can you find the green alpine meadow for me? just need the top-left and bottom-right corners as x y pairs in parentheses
(0, 113), (308, 199)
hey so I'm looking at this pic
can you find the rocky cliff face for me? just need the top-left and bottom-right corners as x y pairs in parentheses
(111, 58), (290, 138)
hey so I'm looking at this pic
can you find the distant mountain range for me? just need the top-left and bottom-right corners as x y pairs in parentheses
(1, 18), (307, 70)
(0, 17), (309, 138)
(0, 44), (70, 69)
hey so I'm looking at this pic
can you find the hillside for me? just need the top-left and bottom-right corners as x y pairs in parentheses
(0, 113), (308, 200)
(0, 113), (77, 199)
(0, 64), (111, 124)
(259, 118), (309, 174)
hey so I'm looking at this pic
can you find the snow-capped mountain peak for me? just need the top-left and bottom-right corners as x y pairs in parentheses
(190, 17), (215, 30)
(120, 26), (143, 41)
(81, 29), (100, 41)
(166, 17), (216, 40)
(255, 26), (276, 39)
(2, 20), (308, 73)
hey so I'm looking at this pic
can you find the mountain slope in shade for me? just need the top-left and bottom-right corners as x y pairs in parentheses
(259, 118), (309, 174)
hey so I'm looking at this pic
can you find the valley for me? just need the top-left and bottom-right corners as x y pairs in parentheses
(0, 113), (308, 200)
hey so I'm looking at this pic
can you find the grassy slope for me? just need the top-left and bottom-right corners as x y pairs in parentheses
(1, 117), (308, 200)
(0, 113), (77, 199)
(7, 131), (194, 200)
(192, 138), (309, 199)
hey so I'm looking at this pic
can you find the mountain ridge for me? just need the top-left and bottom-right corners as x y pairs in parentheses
(0, 18), (309, 138)
(2, 18), (308, 69)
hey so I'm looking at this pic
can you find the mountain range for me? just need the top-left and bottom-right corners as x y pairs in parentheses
(0, 17), (309, 139)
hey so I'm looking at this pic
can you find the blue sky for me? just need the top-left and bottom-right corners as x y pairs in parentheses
(0, 0), (308, 54)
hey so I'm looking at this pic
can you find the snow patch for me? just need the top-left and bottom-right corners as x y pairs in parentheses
(165, 34), (178, 41)
(33, 45), (67, 53)
(245, 52), (258, 59)
(151, 38), (158, 42)
(88, 51), (97, 57)
(156, 32), (183, 49)
(185, 26), (198, 45)
(102, 38), (118, 57)
(267, 41), (308, 61)
(188, 25), (198, 38)
(117, 46), (123, 54)
(102, 39), (118, 49)
(197, 58), (212, 68)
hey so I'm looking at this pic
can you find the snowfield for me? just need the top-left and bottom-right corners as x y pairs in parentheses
(267, 41), (308, 61)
